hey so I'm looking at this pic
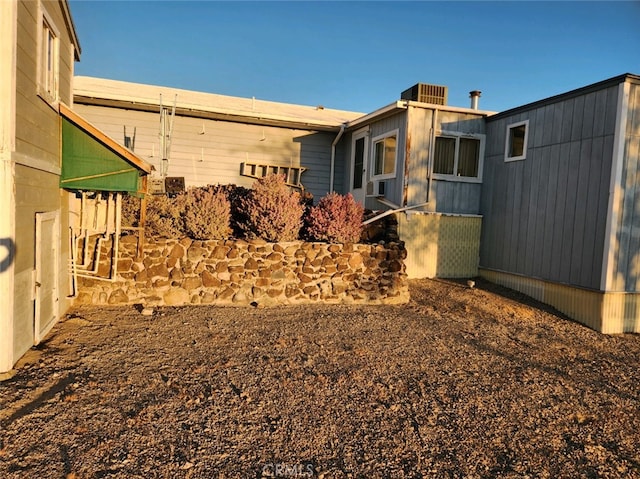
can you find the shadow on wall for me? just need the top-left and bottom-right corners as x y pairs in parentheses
(0, 237), (15, 272)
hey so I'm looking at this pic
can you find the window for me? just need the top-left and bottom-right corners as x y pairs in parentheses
(38, 7), (59, 104)
(371, 130), (398, 179)
(505, 120), (529, 162)
(352, 136), (365, 189)
(432, 132), (484, 181)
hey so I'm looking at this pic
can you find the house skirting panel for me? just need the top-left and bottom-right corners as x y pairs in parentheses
(398, 212), (482, 279)
(479, 268), (640, 334)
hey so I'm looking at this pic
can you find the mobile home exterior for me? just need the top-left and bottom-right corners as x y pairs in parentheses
(340, 94), (491, 278)
(70, 71), (640, 334)
(479, 74), (640, 333)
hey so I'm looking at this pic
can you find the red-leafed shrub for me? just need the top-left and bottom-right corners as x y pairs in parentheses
(145, 193), (187, 239)
(239, 174), (304, 242)
(305, 192), (364, 243)
(183, 187), (231, 240)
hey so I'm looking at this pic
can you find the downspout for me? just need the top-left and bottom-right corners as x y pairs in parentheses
(426, 108), (439, 203)
(329, 123), (346, 193)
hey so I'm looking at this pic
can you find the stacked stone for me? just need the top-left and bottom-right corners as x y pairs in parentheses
(76, 236), (409, 307)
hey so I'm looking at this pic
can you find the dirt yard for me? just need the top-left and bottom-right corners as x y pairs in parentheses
(1, 278), (639, 479)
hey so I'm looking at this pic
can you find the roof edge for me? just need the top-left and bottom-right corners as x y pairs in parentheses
(61, 0), (81, 59)
(489, 73), (640, 121)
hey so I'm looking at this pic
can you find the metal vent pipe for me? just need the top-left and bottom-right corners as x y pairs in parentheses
(469, 90), (481, 109)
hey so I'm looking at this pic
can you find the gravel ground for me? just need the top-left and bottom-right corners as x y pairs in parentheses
(1, 278), (639, 479)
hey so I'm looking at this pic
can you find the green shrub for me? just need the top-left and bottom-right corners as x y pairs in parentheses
(239, 174), (304, 242)
(183, 187), (231, 240)
(304, 192), (364, 243)
(145, 193), (187, 239)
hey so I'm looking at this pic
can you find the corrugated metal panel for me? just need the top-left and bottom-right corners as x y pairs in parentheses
(480, 268), (640, 334)
(398, 213), (481, 279)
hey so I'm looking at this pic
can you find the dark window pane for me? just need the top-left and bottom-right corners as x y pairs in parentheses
(434, 137), (455, 175)
(458, 138), (480, 177)
(509, 124), (526, 157)
(353, 137), (364, 189)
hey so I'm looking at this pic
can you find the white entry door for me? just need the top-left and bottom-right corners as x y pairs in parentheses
(35, 211), (59, 344)
(350, 128), (369, 206)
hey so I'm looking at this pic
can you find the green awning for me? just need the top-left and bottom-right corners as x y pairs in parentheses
(60, 103), (151, 194)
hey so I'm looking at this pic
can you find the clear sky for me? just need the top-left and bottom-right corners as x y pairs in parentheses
(69, 1), (640, 114)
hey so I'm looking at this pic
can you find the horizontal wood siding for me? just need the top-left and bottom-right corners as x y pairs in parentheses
(480, 84), (620, 290)
(15, 1), (75, 167)
(611, 81), (640, 292)
(73, 104), (337, 201)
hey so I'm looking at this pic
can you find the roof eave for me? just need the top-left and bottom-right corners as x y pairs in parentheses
(73, 95), (347, 132)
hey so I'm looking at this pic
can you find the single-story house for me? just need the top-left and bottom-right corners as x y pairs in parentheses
(73, 73), (640, 334)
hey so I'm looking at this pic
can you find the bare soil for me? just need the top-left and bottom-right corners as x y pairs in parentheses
(1, 278), (639, 479)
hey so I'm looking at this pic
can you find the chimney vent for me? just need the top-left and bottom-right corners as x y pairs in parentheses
(469, 90), (481, 110)
(401, 83), (448, 105)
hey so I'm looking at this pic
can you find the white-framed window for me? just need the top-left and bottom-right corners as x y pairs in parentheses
(504, 120), (529, 162)
(371, 129), (398, 180)
(38, 4), (60, 104)
(432, 131), (485, 182)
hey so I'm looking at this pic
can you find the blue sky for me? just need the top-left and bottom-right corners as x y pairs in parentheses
(70, 1), (640, 114)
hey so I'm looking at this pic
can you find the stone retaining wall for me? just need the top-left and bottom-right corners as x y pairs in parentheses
(75, 236), (409, 307)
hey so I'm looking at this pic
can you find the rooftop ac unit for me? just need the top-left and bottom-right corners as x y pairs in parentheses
(401, 83), (448, 105)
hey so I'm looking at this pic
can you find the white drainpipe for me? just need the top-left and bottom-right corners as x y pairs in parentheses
(329, 123), (346, 193)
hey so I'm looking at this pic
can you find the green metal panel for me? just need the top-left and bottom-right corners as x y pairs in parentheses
(60, 118), (142, 192)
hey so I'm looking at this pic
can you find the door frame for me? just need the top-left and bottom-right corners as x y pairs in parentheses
(34, 210), (60, 344)
(349, 127), (369, 206)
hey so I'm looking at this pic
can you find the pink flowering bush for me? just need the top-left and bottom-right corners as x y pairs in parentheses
(304, 192), (364, 243)
(239, 174), (304, 241)
(183, 187), (231, 240)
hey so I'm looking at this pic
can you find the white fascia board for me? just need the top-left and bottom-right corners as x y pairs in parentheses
(601, 81), (630, 291)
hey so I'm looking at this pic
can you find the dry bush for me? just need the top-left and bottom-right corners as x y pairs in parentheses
(145, 193), (187, 239)
(304, 192), (364, 243)
(239, 174), (304, 242)
(183, 187), (231, 240)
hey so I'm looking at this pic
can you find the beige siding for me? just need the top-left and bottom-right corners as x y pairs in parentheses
(72, 104), (337, 200)
(9, 0), (76, 366)
(480, 268), (640, 334)
(398, 213), (481, 279)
